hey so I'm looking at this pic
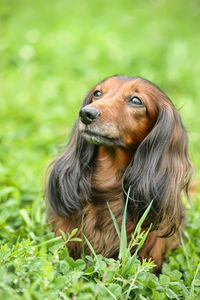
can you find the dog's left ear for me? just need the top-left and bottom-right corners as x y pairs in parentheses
(123, 104), (193, 236)
(46, 89), (97, 217)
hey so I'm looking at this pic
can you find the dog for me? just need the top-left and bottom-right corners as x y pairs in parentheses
(46, 75), (193, 270)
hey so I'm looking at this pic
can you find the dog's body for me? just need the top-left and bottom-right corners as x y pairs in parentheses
(47, 75), (193, 270)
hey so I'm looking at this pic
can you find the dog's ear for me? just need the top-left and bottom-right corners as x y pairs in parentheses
(46, 91), (96, 217)
(123, 105), (193, 236)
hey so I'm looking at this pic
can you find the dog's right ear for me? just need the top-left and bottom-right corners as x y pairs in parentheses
(46, 90), (97, 216)
(123, 105), (193, 236)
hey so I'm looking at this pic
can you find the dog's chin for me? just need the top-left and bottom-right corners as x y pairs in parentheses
(80, 130), (124, 147)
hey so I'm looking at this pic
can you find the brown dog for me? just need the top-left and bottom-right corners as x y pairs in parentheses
(46, 75), (193, 271)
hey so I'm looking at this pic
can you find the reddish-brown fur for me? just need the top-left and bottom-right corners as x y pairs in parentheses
(47, 76), (193, 272)
(49, 145), (179, 271)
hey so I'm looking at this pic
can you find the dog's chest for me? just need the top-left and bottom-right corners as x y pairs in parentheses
(82, 198), (134, 257)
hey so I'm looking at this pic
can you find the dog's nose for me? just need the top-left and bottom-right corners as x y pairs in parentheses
(79, 107), (101, 125)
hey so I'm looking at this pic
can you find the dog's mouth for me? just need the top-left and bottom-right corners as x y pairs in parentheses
(80, 130), (124, 147)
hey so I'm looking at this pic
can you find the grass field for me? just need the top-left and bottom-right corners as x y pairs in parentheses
(0, 0), (200, 298)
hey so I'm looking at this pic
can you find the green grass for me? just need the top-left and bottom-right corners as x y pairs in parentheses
(0, 0), (200, 298)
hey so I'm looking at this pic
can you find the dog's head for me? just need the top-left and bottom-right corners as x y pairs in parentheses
(79, 75), (163, 149)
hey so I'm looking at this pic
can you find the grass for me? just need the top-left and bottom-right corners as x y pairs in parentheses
(0, 0), (200, 298)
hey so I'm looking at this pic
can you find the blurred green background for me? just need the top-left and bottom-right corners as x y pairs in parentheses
(0, 0), (200, 297)
(1, 0), (200, 183)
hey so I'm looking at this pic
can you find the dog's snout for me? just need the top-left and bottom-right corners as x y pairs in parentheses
(79, 107), (101, 125)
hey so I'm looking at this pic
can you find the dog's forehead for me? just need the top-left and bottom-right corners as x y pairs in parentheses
(96, 76), (126, 90)
(96, 76), (152, 94)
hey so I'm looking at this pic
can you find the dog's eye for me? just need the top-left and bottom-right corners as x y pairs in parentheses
(93, 90), (102, 99)
(129, 97), (144, 107)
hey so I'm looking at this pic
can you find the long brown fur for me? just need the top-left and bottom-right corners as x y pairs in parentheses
(46, 75), (193, 272)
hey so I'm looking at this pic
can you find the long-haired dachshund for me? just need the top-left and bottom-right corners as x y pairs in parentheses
(46, 75), (193, 270)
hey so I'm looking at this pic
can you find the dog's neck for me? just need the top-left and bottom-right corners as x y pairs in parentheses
(92, 146), (133, 192)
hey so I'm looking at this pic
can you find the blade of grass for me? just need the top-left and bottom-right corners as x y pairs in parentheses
(118, 187), (131, 261)
(125, 258), (155, 300)
(83, 233), (97, 259)
(101, 285), (117, 300)
(128, 201), (153, 250)
(20, 209), (34, 228)
(136, 224), (152, 253)
(35, 236), (62, 248)
(125, 269), (140, 299)
(122, 225), (152, 277)
(189, 261), (200, 299)
(107, 201), (120, 239)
